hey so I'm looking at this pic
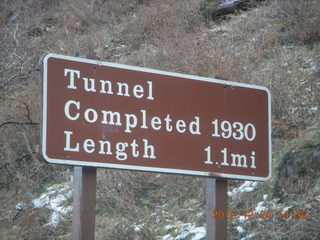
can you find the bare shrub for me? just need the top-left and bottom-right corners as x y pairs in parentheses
(97, 170), (158, 218)
(271, 0), (320, 45)
(117, 0), (204, 50)
(92, 0), (145, 24)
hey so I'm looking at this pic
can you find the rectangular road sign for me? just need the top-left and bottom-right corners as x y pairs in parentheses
(41, 53), (271, 181)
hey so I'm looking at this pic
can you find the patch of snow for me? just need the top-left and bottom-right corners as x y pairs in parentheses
(263, 194), (268, 201)
(208, 26), (228, 34)
(162, 235), (174, 240)
(304, 58), (312, 64)
(238, 215), (246, 222)
(219, 0), (242, 7)
(241, 233), (256, 240)
(300, 80), (307, 85)
(190, 227), (206, 240)
(15, 202), (26, 211)
(282, 206), (293, 214)
(112, 54), (122, 58)
(310, 66), (319, 71)
(32, 182), (72, 227)
(283, 45), (295, 49)
(305, 87), (312, 92)
(134, 223), (144, 232)
(196, 212), (203, 218)
(228, 181), (258, 197)
(289, 107), (298, 113)
(236, 226), (245, 234)
(160, 222), (205, 240)
(175, 223), (195, 239)
(115, 45), (127, 51)
(255, 201), (267, 212)
(165, 224), (174, 230)
(269, 198), (280, 208)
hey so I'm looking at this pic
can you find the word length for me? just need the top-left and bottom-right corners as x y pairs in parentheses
(64, 131), (156, 161)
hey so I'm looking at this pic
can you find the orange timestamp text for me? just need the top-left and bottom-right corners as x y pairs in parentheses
(210, 210), (308, 220)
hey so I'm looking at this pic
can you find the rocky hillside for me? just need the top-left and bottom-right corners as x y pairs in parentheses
(0, 0), (319, 239)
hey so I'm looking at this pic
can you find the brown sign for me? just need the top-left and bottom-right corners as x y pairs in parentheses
(41, 53), (271, 181)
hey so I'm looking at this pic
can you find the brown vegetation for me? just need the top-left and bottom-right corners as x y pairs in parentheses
(0, 0), (319, 239)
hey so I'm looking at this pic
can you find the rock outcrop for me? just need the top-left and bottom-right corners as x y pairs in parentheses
(201, 0), (251, 20)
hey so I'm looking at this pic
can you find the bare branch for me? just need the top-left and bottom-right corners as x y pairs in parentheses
(13, 23), (19, 47)
(0, 121), (39, 128)
(0, 68), (22, 87)
(0, 98), (36, 123)
(0, 178), (17, 189)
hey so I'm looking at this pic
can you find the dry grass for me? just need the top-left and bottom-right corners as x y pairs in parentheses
(270, 0), (320, 45)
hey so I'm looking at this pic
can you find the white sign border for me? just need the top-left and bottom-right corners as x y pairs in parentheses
(41, 53), (272, 181)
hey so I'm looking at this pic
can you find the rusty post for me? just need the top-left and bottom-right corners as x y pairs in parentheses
(206, 178), (228, 240)
(72, 167), (97, 240)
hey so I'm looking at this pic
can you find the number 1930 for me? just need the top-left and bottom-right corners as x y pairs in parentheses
(211, 119), (256, 141)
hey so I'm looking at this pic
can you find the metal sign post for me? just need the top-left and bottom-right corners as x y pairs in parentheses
(206, 178), (228, 240)
(72, 167), (96, 240)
